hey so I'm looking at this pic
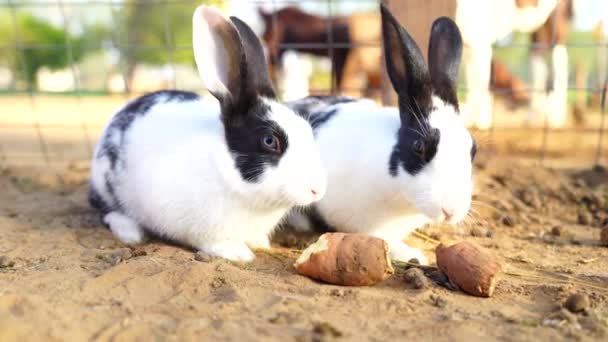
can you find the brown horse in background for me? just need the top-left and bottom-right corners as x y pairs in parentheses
(258, 6), (351, 91)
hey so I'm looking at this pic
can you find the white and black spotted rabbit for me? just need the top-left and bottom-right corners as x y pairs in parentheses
(89, 6), (326, 262)
(286, 5), (476, 264)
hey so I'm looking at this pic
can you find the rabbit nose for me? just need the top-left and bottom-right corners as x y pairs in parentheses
(310, 186), (325, 201)
(442, 208), (454, 221)
(309, 189), (319, 201)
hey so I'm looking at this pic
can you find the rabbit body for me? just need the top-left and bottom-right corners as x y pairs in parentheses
(286, 6), (476, 264)
(89, 6), (326, 262)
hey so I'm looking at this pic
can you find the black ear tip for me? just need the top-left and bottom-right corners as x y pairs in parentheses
(229, 16), (245, 28)
(380, 3), (401, 31)
(431, 17), (460, 35)
(230, 16), (258, 41)
(380, 3), (393, 19)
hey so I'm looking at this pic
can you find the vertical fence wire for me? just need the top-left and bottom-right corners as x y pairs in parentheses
(6, 0), (50, 167)
(57, 0), (93, 157)
(109, 0), (131, 101)
(161, 0), (177, 90)
(539, 5), (559, 165)
(596, 64), (608, 166)
(326, 0), (335, 94)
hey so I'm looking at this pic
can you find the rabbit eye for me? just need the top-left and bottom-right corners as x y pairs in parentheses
(412, 139), (425, 157)
(261, 134), (281, 153)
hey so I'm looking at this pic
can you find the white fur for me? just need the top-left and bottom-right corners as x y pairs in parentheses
(91, 96), (325, 262)
(90, 5), (326, 262)
(279, 50), (312, 101)
(289, 98), (474, 264)
(103, 212), (144, 244)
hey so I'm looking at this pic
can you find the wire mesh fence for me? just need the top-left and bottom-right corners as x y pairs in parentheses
(0, 0), (606, 171)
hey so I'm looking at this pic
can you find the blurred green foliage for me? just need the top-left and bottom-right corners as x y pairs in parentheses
(0, 10), (111, 90)
(493, 31), (600, 83)
(0, 1), (200, 92)
(115, 1), (196, 66)
(0, 10), (77, 89)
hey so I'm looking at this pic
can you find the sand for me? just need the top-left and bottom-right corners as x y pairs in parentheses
(0, 158), (607, 341)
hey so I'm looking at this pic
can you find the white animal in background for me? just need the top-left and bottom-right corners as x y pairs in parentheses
(456, 0), (558, 129)
(279, 50), (313, 101)
(37, 67), (76, 92)
(528, 0), (574, 128)
(0, 67), (13, 89)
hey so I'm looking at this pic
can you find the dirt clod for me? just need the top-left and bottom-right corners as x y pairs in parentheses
(0, 256), (15, 268)
(112, 248), (132, 261)
(312, 321), (342, 338)
(600, 226), (608, 246)
(426, 269), (456, 290)
(403, 268), (431, 289)
(211, 277), (227, 289)
(564, 293), (590, 313)
(577, 211), (593, 225)
(501, 215), (516, 227)
(470, 226), (488, 237)
(518, 188), (541, 209)
(430, 294), (448, 308)
(129, 246), (147, 257)
(550, 226), (563, 236)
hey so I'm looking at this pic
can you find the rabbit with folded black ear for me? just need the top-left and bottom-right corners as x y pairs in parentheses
(89, 5), (326, 262)
(285, 4), (476, 264)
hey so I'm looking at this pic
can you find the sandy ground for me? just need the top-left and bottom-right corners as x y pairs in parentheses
(0, 96), (607, 341)
(1, 158), (607, 341)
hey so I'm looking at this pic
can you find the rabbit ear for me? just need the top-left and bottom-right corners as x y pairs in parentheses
(380, 3), (432, 122)
(230, 16), (276, 99)
(192, 6), (254, 110)
(428, 17), (462, 110)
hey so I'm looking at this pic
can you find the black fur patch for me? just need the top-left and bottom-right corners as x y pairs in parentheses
(224, 100), (289, 182)
(428, 17), (463, 110)
(97, 90), (199, 164)
(306, 206), (336, 233)
(471, 139), (477, 160)
(104, 142), (120, 170)
(309, 108), (340, 131)
(380, 5), (449, 176)
(91, 90), (199, 215)
(110, 90), (199, 132)
(287, 95), (354, 131)
(88, 186), (111, 215)
(389, 123), (441, 176)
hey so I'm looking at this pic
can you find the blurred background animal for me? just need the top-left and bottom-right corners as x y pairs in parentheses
(455, 0), (558, 129)
(258, 6), (351, 92)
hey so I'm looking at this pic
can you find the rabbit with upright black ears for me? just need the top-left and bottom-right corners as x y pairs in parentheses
(285, 4), (476, 264)
(89, 6), (326, 262)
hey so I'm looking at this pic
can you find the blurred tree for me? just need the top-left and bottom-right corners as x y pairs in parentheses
(115, 0), (202, 92)
(0, 11), (88, 90)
